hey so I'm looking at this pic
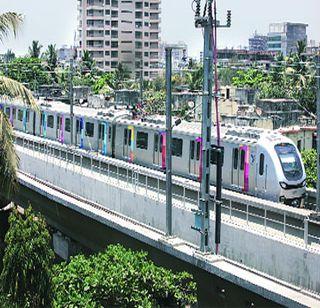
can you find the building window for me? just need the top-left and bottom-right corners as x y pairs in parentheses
(136, 131), (148, 150)
(85, 122), (94, 137)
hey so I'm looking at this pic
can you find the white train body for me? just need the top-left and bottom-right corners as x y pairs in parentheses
(1, 100), (306, 206)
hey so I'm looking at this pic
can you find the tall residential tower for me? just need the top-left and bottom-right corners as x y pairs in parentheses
(77, 0), (161, 79)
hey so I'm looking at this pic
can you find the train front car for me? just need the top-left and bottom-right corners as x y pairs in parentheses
(260, 134), (306, 207)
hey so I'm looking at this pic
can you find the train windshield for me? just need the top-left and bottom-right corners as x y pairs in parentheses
(275, 143), (303, 181)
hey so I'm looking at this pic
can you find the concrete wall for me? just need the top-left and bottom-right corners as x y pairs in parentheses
(17, 146), (320, 294)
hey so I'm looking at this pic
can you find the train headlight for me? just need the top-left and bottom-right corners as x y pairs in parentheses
(302, 180), (306, 187)
(280, 182), (288, 189)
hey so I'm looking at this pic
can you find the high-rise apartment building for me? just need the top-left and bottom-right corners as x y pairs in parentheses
(77, 0), (161, 79)
(267, 22), (308, 56)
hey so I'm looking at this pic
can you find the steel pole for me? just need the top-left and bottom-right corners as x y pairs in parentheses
(140, 59), (143, 105)
(316, 55), (320, 213)
(69, 59), (74, 146)
(199, 21), (213, 252)
(165, 47), (173, 236)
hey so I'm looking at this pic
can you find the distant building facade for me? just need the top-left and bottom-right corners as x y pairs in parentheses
(57, 45), (75, 62)
(267, 22), (308, 56)
(77, 0), (161, 79)
(249, 32), (268, 51)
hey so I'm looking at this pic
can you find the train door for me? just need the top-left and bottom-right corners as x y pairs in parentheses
(189, 139), (201, 177)
(256, 152), (267, 192)
(98, 122), (108, 155)
(57, 115), (65, 143)
(76, 118), (84, 148)
(238, 148), (246, 191)
(123, 127), (132, 159)
(153, 132), (163, 166)
(231, 148), (239, 187)
(40, 112), (47, 137)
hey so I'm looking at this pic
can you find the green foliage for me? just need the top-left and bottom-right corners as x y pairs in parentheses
(2, 57), (53, 90)
(0, 206), (54, 307)
(231, 44), (316, 114)
(301, 149), (317, 189)
(184, 65), (203, 92)
(53, 244), (197, 307)
(231, 68), (265, 89)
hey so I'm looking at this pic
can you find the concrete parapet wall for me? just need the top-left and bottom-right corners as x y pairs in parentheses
(17, 146), (320, 294)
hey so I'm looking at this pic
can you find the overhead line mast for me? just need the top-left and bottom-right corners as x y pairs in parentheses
(192, 0), (231, 253)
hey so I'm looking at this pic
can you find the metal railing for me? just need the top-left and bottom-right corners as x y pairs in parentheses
(17, 134), (320, 251)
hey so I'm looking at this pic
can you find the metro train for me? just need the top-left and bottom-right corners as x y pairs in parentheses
(0, 99), (306, 207)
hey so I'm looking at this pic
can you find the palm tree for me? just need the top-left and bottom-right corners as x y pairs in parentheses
(0, 13), (36, 199)
(81, 50), (95, 73)
(28, 40), (42, 58)
(45, 44), (58, 70)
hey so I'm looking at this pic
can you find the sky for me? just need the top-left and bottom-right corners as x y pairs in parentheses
(0, 0), (319, 58)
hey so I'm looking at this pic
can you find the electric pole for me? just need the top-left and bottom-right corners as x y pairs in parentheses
(316, 54), (320, 213)
(192, 0), (231, 253)
(69, 59), (75, 146)
(140, 59), (143, 106)
(165, 47), (173, 236)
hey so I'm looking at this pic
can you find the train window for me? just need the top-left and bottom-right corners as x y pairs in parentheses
(172, 138), (183, 157)
(57, 116), (61, 129)
(47, 115), (54, 128)
(196, 141), (201, 161)
(85, 122), (94, 137)
(108, 127), (112, 140)
(76, 119), (81, 133)
(5, 107), (10, 117)
(137, 131), (148, 150)
(297, 140), (302, 152)
(65, 118), (71, 132)
(233, 149), (238, 169)
(154, 134), (159, 152)
(26, 110), (30, 122)
(160, 134), (163, 153)
(240, 150), (245, 170)
(259, 153), (265, 176)
(12, 108), (16, 119)
(190, 141), (195, 160)
(98, 124), (104, 139)
(18, 109), (23, 121)
(124, 128), (128, 145)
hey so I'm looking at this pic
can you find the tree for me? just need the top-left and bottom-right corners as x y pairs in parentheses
(45, 44), (58, 71)
(53, 244), (197, 307)
(185, 64), (203, 91)
(81, 50), (95, 73)
(3, 49), (15, 63)
(112, 63), (131, 90)
(0, 13), (36, 200)
(0, 206), (54, 307)
(28, 40), (43, 58)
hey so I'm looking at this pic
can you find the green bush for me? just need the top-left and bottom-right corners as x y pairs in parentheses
(302, 149), (317, 189)
(53, 244), (197, 307)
